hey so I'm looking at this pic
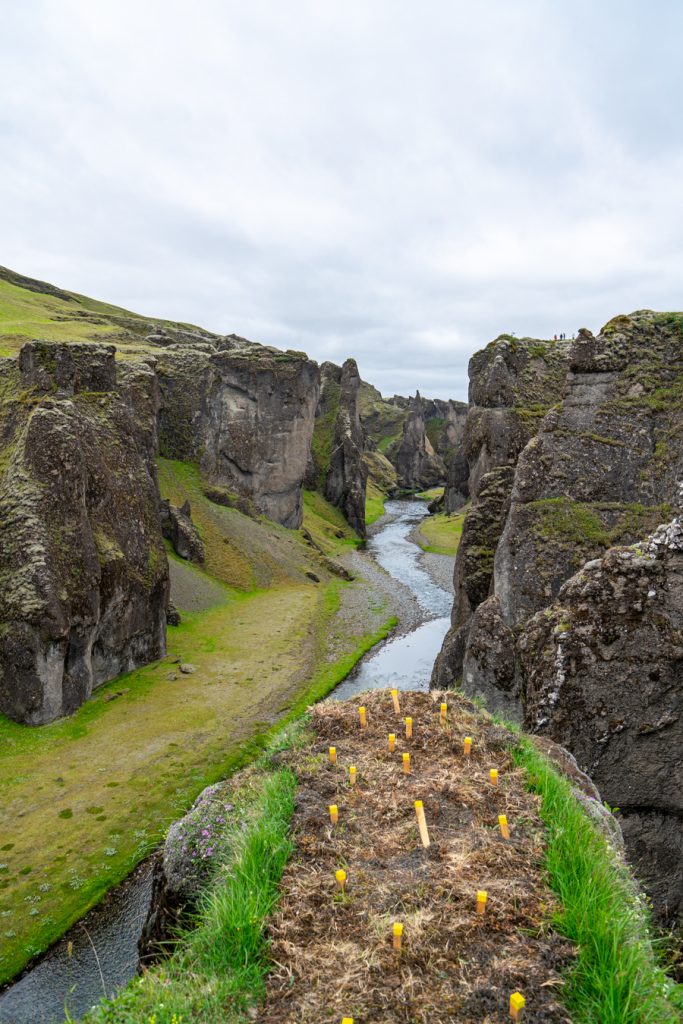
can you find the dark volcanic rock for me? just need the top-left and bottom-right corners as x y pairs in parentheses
(161, 499), (205, 562)
(521, 514), (683, 921)
(394, 392), (447, 490)
(308, 359), (367, 536)
(157, 341), (319, 529)
(0, 343), (169, 725)
(139, 781), (239, 963)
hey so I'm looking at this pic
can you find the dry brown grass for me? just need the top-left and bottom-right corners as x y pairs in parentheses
(261, 690), (574, 1024)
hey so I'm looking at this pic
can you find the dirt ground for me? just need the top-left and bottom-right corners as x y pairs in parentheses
(261, 690), (574, 1024)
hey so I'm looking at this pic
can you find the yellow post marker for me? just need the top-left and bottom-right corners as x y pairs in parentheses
(489, 768), (499, 786)
(329, 804), (339, 825)
(414, 799), (431, 848)
(359, 706), (367, 729)
(440, 701), (447, 725)
(329, 746), (337, 765)
(402, 751), (411, 774)
(509, 992), (526, 1019)
(405, 716), (413, 739)
(392, 921), (404, 950)
(349, 765), (357, 786)
(391, 688), (401, 713)
(335, 869), (347, 893)
(341, 1019), (354, 1024)
(498, 814), (510, 839)
(388, 733), (396, 752)
(463, 736), (472, 757)
(476, 890), (487, 915)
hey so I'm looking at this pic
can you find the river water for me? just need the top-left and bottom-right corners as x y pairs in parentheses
(0, 499), (453, 1023)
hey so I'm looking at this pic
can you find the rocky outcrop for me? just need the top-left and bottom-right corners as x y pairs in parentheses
(0, 342), (169, 725)
(139, 780), (240, 963)
(307, 359), (367, 536)
(432, 336), (571, 687)
(394, 392), (447, 490)
(156, 339), (320, 529)
(160, 499), (205, 563)
(520, 514), (683, 921)
(433, 311), (683, 920)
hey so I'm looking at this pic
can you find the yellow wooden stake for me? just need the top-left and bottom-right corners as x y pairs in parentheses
(329, 804), (338, 825)
(489, 768), (499, 786)
(329, 746), (337, 765)
(388, 733), (396, 752)
(392, 921), (404, 950)
(509, 992), (526, 1019)
(463, 736), (472, 757)
(335, 869), (347, 892)
(405, 716), (413, 739)
(349, 765), (357, 786)
(440, 701), (447, 725)
(414, 799), (431, 848)
(391, 688), (401, 713)
(402, 751), (411, 774)
(498, 814), (510, 839)
(359, 706), (367, 729)
(476, 889), (487, 915)
(341, 1018), (354, 1024)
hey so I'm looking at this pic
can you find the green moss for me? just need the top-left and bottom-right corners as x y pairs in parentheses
(530, 498), (673, 549)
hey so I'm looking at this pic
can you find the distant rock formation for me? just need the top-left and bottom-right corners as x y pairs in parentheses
(156, 337), (320, 529)
(0, 342), (169, 725)
(321, 359), (367, 537)
(394, 392), (447, 490)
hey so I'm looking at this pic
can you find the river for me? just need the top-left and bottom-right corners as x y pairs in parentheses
(0, 499), (453, 1023)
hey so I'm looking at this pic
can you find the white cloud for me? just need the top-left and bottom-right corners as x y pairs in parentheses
(1, 0), (682, 400)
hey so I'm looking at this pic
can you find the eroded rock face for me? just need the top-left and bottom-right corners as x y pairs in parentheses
(323, 360), (367, 537)
(521, 516), (683, 921)
(394, 392), (447, 490)
(161, 499), (205, 563)
(432, 336), (570, 687)
(0, 342), (169, 725)
(157, 340), (320, 529)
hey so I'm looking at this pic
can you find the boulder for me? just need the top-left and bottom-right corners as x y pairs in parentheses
(160, 499), (205, 563)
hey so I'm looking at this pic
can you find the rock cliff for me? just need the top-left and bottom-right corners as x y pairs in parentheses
(156, 337), (320, 529)
(432, 336), (571, 686)
(393, 392), (447, 490)
(0, 342), (169, 725)
(307, 359), (367, 536)
(434, 311), (683, 920)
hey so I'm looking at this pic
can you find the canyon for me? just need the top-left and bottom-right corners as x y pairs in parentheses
(0, 265), (681, 1014)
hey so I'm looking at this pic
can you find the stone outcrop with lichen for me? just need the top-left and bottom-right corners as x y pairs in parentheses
(432, 335), (571, 687)
(393, 392), (447, 490)
(0, 342), (169, 725)
(306, 359), (367, 535)
(520, 510), (683, 921)
(156, 336), (320, 529)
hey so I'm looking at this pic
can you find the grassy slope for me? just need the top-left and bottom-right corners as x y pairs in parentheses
(0, 269), (202, 359)
(83, 697), (682, 1024)
(415, 509), (466, 556)
(364, 480), (386, 526)
(0, 472), (390, 985)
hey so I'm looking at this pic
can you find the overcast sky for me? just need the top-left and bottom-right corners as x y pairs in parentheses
(2, 1), (682, 400)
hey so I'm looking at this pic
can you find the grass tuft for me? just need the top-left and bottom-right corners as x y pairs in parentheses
(513, 739), (682, 1023)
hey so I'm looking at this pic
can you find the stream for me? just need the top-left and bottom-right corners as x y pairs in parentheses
(0, 499), (453, 1023)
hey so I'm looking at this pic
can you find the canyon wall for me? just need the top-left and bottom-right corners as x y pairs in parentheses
(433, 312), (683, 920)
(0, 342), (169, 725)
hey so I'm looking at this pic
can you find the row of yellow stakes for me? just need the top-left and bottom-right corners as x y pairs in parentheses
(331, 691), (526, 1020)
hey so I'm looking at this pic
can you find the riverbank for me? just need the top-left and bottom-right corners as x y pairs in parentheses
(0, 481), (397, 991)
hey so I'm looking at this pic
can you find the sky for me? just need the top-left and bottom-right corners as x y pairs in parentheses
(1, 1), (682, 401)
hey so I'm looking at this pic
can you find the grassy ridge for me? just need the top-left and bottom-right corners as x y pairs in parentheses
(514, 739), (683, 1023)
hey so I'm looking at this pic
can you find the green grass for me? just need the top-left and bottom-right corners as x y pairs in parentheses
(415, 486), (444, 501)
(81, 766), (298, 1023)
(514, 739), (683, 1023)
(364, 480), (386, 526)
(415, 510), (465, 556)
